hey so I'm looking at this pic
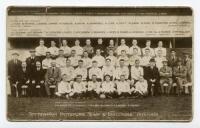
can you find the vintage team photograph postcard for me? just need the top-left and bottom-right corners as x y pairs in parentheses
(6, 6), (193, 121)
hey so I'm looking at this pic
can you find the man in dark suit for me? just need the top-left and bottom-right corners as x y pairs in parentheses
(173, 59), (187, 96)
(8, 52), (22, 97)
(32, 61), (46, 97)
(26, 49), (40, 76)
(45, 61), (61, 97)
(144, 58), (160, 96)
(168, 50), (178, 68)
(94, 38), (105, 57)
(26, 50), (40, 96)
(18, 61), (30, 97)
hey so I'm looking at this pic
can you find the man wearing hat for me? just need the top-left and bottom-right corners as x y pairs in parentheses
(8, 51), (22, 97)
(159, 59), (173, 95)
(173, 59), (187, 95)
(144, 58), (160, 96)
(26, 49), (40, 86)
(168, 50), (178, 68)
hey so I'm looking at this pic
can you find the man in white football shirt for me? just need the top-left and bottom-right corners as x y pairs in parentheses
(72, 75), (87, 99)
(154, 41), (166, 57)
(102, 58), (115, 81)
(140, 48), (152, 67)
(132, 76), (148, 96)
(55, 74), (73, 98)
(100, 75), (116, 98)
(48, 40), (59, 59)
(114, 59), (129, 80)
(117, 50), (129, 67)
(86, 74), (101, 98)
(35, 39), (48, 61)
(129, 48), (142, 66)
(116, 75), (131, 98)
(60, 39), (71, 57)
(56, 49), (66, 69)
(116, 39), (130, 56)
(61, 59), (75, 81)
(131, 59), (144, 84)
(71, 39), (83, 56)
(155, 49), (166, 70)
(129, 39), (141, 56)
(42, 51), (53, 71)
(142, 40), (155, 57)
(82, 51), (92, 69)
(74, 60), (87, 81)
(68, 50), (81, 68)
(106, 49), (117, 67)
(92, 49), (105, 68)
(89, 60), (103, 81)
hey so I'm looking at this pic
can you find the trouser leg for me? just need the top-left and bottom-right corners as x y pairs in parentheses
(17, 83), (22, 97)
(9, 81), (16, 97)
(45, 82), (51, 96)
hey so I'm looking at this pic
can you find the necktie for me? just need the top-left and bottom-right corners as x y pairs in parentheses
(52, 68), (55, 75)
(172, 57), (175, 62)
(14, 59), (17, 64)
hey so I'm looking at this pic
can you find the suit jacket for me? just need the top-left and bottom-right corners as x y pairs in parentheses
(8, 59), (22, 82)
(45, 67), (61, 82)
(184, 58), (192, 74)
(33, 68), (45, 83)
(173, 66), (187, 78)
(144, 66), (160, 81)
(168, 56), (178, 68)
(19, 67), (30, 84)
(26, 56), (40, 79)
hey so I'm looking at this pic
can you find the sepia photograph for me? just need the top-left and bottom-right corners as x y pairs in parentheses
(6, 6), (193, 121)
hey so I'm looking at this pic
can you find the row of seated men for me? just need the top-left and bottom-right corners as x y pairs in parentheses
(8, 48), (192, 98)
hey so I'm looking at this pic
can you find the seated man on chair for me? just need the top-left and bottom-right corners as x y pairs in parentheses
(19, 61), (30, 97)
(45, 61), (61, 98)
(33, 61), (46, 97)
(173, 59), (187, 96)
(159, 59), (173, 95)
(144, 58), (160, 96)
